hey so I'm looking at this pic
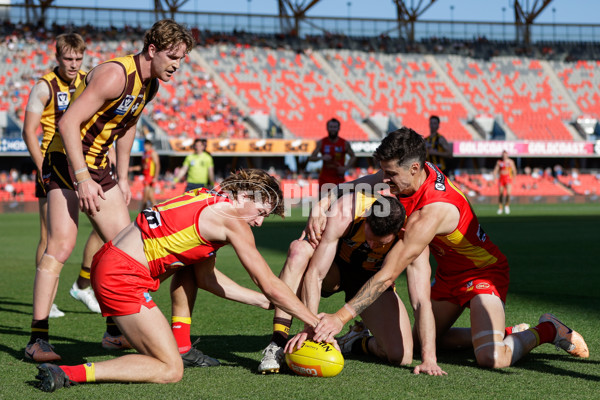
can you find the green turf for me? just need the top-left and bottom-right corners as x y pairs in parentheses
(0, 203), (599, 399)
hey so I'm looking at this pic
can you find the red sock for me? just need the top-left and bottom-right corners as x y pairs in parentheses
(60, 365), (87, 383)
(504, 326), (513, 336)
(532, 322), (557, 345)
(172, 317), (192, 354)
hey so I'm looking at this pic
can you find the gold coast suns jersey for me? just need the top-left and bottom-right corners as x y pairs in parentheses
(47, 54), (159, 169)
(136, 188), (229, 278)
(39, 68), (86, 156)
(336, 192), (400, 272)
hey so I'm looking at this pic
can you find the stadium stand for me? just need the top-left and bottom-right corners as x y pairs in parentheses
(552, 60), (600, 118)
(441, 55), (575, 140)
(201, 44), (370, 140)
(324, 49), (472, 140)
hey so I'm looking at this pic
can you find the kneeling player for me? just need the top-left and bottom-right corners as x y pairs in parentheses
(34, 169), (322, 392)
(260, 192), (445, 376)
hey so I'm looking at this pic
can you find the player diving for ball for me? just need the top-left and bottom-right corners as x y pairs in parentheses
(259, 191), (446, 376)
(34, 169), (324, 392)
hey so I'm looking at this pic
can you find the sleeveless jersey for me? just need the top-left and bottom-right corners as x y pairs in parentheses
(142, 149), (157, 180)
(398, 163), (508, 282)
(498, 160), (513, 178)
(336, 192), (400, 272)
(39, 68), (86, 156)
(319, 137), (348, 184)
(424, 133), (447, 171)
(47, 54), (159, 169)
(136, 188), (230, 278)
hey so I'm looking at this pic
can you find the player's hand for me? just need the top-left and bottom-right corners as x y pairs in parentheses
(303, 198), (330, 247)
(413, 360), (447, 376)
(312, 312), (344, 343)
(285, 330), (310, 353)
(77, 179), (105, 216)
(118, 179), (131, 206)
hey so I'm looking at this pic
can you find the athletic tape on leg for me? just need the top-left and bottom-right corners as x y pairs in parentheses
(37, 253), (64, 277)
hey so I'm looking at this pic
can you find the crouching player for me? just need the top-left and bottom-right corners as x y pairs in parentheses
(34, 169), (322, 392)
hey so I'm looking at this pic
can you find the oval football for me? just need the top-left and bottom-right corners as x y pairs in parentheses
(285, 340), (344, 377)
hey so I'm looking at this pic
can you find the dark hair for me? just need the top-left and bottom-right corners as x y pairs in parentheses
(429, 115), (440, 123)
(194, 138), (207, 146)
(219, 169), (284, 217)
(366, 196), (405, 236)
(374, 127), (426, 169)
(144, 139), (153, 146)
(143, 19), (194, 54)
(327, 118), (340, 127)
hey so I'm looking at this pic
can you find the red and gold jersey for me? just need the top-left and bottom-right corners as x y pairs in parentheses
(142, 149), (157, 180)
(47, 54), (159, 168)
(39, 68), (86, 155)
(399, 163), (508, 282)
(319, 137), (347, 184)
(498, 160), (513, 177)
(336, 192), (400, 272)
(136, 188), (229, 278)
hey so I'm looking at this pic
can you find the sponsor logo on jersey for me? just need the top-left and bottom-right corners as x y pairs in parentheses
(476, 282), (491, 290)
(115, 95), (135, 115)
(56, 91), (69, 111)
(429, 162), (446, 191)
(477, 225), (487, 242)
(143, 209), (162, 229)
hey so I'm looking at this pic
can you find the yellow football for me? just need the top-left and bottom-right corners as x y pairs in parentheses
(285, 340), (344, 377)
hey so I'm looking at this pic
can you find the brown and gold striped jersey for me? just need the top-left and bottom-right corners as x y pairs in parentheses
(47, 54), (159, 169)
(39, 68), (86, 156)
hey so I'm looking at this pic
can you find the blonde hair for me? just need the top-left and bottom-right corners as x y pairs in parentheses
(55, 33), (86, 56)
(219, 169), (284, 217)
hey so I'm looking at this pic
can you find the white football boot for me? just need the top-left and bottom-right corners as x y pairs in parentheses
(258, 342), (285, 374)
(70, 282), (101, 313)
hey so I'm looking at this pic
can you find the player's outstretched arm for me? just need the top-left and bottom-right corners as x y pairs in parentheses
(406, 247), (447, 376)
(225, 217), (320, 329)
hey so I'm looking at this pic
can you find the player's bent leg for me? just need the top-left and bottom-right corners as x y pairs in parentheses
(95, 306), (184, 383)
(430, 300), (466, 349)
(361, 291), (413, 365)
(259, 239), (315, 374)
(469, 294), (513, 368)
(89, 185), (132, 242)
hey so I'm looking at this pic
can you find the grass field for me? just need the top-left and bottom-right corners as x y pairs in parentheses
(0, 203), (599, 399)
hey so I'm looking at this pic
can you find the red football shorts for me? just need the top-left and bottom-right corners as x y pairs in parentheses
(498, 175), (512, 187)
(431, 269), (509, 307)
(143, 173), (156, 186)
(91, 241), (160, 317)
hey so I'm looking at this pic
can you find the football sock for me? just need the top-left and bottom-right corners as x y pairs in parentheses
(172, 316), (192, 354)
(504, 326), (514, 336)
(75, 265), (92, 289)
(105, 317), (121, 336)
(60, 363), (95, 383)
(351, 336), (373, 356)
(271, 317), (291, 348)
(530, 322), (556, 346)
(29, 319), (49, 344)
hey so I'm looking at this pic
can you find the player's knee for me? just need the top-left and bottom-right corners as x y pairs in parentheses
(286, 240), (313, 265)
(475, 347), (509, 369)
(160, 361), (184, 383)
(386, 349), (412, 366)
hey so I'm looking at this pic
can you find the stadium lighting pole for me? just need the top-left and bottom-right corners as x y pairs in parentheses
(347, 2), (352, 33)
(552, 7), (556, 42)
(502, 7), (506, 40)
(450, 5), (454, 38)
(247, 0), (252, 31)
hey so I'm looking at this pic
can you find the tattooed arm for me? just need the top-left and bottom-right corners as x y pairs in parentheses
(312, 201), (458, 343)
